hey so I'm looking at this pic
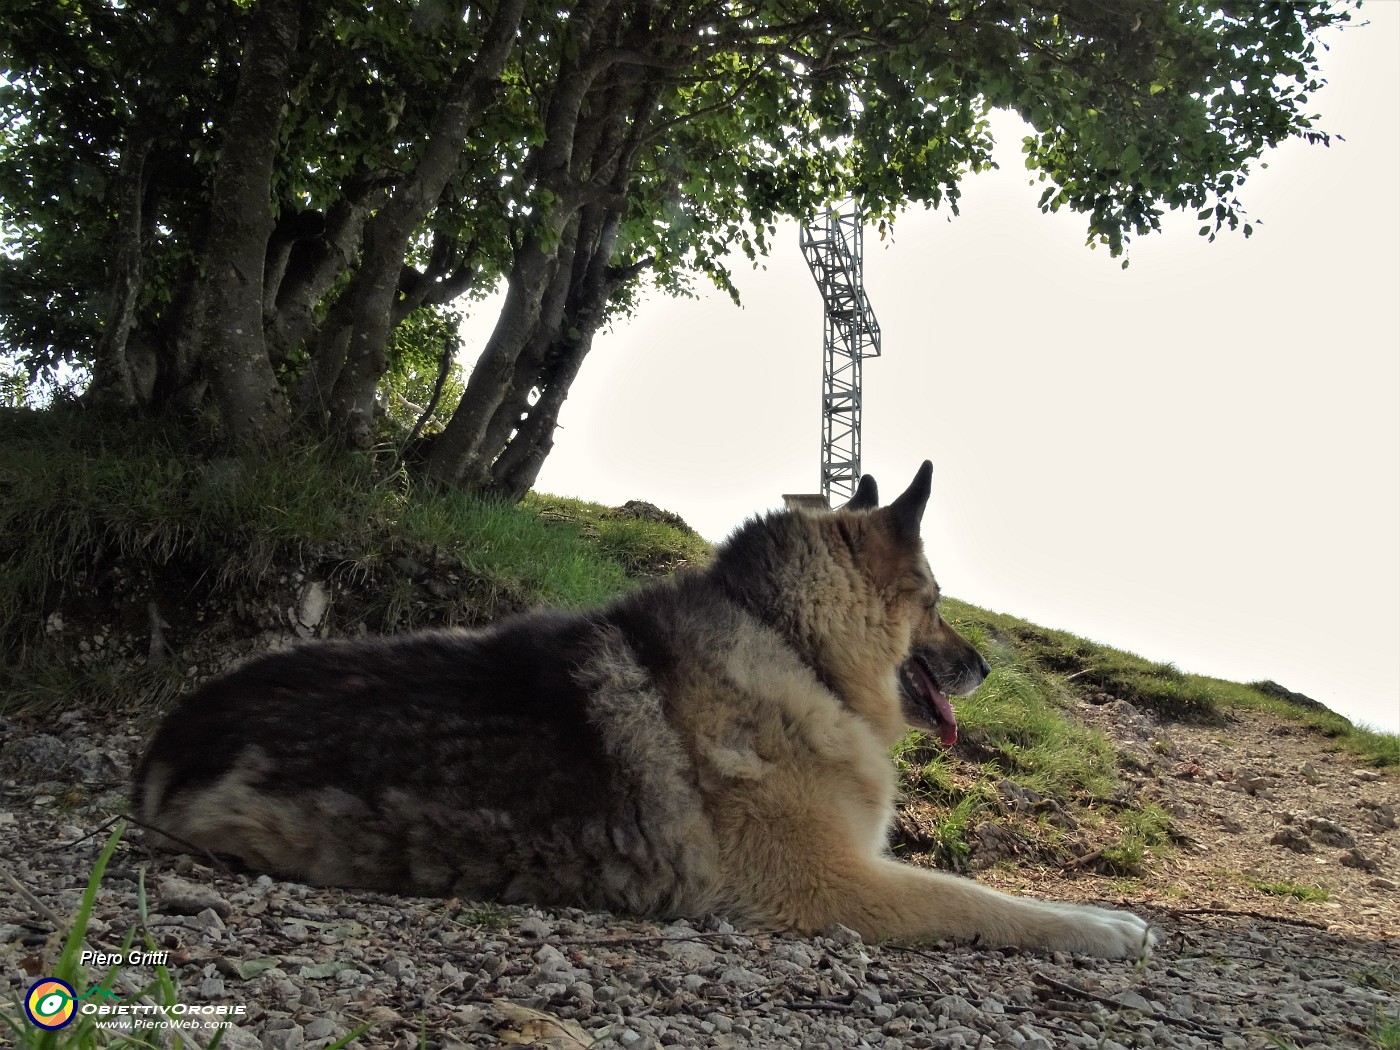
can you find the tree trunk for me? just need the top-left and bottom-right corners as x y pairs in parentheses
(196, 0), (302, 447)
(474, 220), (582, 462)
(488, 328), (594, 501)
(489, 213), (645, 500)
(269, 179), (383, 368)
(321, 0), (526, 448)
(84, 135), (153, 410)
(421, 232), (565, 487)
(431, 66), (662, 495)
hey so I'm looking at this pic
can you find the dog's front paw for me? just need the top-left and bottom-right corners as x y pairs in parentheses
(1058, 907), (1148, 963)
(1042, 902), (1155, 960)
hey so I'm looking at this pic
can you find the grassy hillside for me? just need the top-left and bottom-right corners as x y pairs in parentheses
(941, 598), (1398, 768)
(0, 409), (707, 712)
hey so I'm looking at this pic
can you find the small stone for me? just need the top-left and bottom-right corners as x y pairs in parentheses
(1117, 991), (1152, 1012)
(294, 580), (330, 637)
(1341, 848), (1380, 872)
(821, 922), (863, 946)
(73, 748), (122, 782)
(220, 1028), (264, 1050)
(717, 966), (764, 987)
(262, 1022), (304, 1050)
(191, 906), (227, 930)
(532, 944), (569, 972)
(160, 877), (233, 919)
(853, 987), (883, 1011)
(1304, 815), (1356, 848)
(658, 938), (718, 969)
(515, 915), (551, 940)
(934, 994), (978, 1022)
(1270, 828), (1313, 853)
(1351, 769), (1382, 782)
(1370, 876), (1397, 891)
(1361, 802), (1398, 829)
(302, 1019), (337, 1041)
(383, 957), (416, 980)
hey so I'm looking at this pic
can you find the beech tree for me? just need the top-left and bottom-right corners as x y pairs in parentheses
(0, 0), (1351, 497)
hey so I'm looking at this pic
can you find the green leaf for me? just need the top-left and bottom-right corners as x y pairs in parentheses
(237, 958), (282, 979)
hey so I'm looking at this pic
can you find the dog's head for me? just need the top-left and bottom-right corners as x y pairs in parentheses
(843, 462), (990, 745)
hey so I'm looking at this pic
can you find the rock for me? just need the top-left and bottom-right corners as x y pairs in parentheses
(997, 780), (1043, 813)
(933, 994), (979, 1023)
(515, 915), (552, 940)
(611, 500), (698, 536)
(1360, 801), (1398, 829)
(820, 923), (863, 946)
(1340, 848), (1380, 873)
(220, 1028), (264, 1050)
(302, 1019), (338, 1041)
(717, 966), (765, 988)
(294, 580), (331, 638)
(1303, 816), (1355, 849)
(1270, 828), (1313, 853)
(1117, 990), (1153, 1012)
(262, 1019), (304, 1050)
(73, 748), (123, 782)
(852, 986), (883, 1012)
(657, 938), (719, 969)
(13, 734), (67, 772)
(1252, 680), (1333, 715)
(159, 877), (233, 919)
(383, 956), (416, 981)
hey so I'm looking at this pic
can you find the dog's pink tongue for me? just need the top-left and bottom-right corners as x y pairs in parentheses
(910, 659), (958, 745)
(934, 692), (958, 746)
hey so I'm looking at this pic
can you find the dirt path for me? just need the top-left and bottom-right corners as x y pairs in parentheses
(1, 703), (1396, 1049)
(1007, 697), (1399, 942)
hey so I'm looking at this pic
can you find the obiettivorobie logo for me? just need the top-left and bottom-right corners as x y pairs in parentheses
(23, 968), (247, 1033)
(24, 978), (118, 1030)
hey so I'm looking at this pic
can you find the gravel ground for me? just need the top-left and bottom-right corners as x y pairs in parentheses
(3, 711), (1396, 1049)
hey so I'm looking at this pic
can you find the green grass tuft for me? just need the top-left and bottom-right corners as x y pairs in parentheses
(1251, 879), (1331, 903)
(1371, 1014), (1400, 1050)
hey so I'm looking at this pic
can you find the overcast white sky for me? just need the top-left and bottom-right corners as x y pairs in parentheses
(464, 7), (1400, 733)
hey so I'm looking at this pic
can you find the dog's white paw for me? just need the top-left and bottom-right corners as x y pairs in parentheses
(1041, 901), (1156, 959)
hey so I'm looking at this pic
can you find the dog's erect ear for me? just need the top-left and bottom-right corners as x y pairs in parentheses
(844, 475), (879, 511)
(887, 460), (933, 539)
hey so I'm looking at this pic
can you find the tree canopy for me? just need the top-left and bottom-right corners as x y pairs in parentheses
(0, 0), (1352, 497)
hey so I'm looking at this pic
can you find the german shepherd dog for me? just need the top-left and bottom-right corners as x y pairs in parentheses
(136, 462), (1153, 958)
